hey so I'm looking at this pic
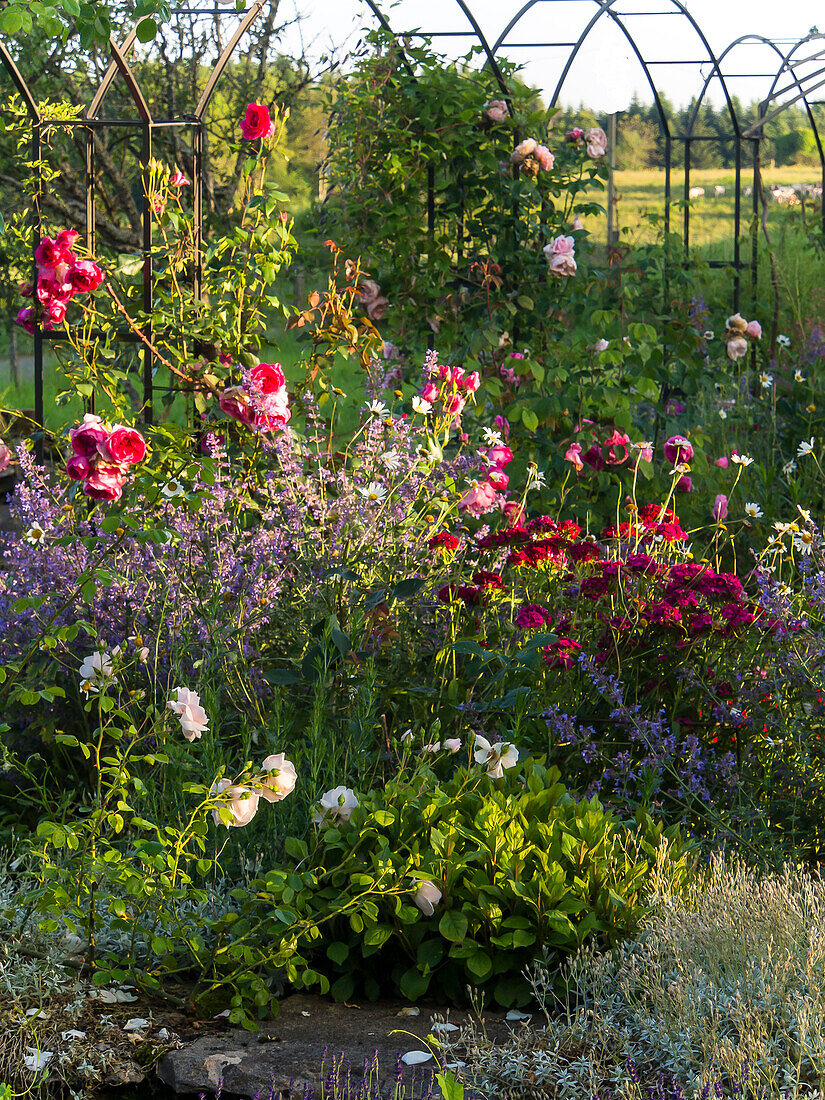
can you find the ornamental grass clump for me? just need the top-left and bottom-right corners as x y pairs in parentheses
(463, 856), (825, 1100)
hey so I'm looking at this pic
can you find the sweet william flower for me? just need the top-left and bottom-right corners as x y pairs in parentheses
(473, 735), (518, 779)
(211, 779), (259, 828)
(167, 686), (209, 740)
(413, 879), (442, 917)
(314, 786), (358, 825)
(258, 753), (297, 803)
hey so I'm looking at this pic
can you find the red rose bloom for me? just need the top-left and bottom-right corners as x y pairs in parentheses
(249, 362), (286, 394)
(105, 424), (146, 467)
(241, 103), (273, 141)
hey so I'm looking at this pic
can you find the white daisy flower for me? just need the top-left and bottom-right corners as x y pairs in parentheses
(777, 334), (791, 348)
(793, 531), (815, 554)
(798, 438), (815, 457)
(703, 330), (715, 341)
(794, 369), (806, 383)
(481, 428), (504, 446)
(366, 400), (388, 418)
(358, 482), (387, 504)
(23, 522), (46, 547)
(161, 479), (185, 498)
(744, 502), (763, 518)
(759, 373), (774, 389)
(783, 460), (797, 476)
(525, 465), (547, 491)
(718, 409), (727, 420)
(380, 451), (402, 473)
(731, 453), (754, 466)
(411, 397), (431, 415)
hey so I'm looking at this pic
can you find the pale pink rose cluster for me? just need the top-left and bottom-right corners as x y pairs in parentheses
(565, 429), (653, 472)
(483, 99), (509, 124)
(219, 361), (291, 434)
(354, 278), (390, 323)
(66, 414), (147, 502)
(459, 440), (513, 517)
(723, 312), (762, 361)
(168, 686), (210, 740)
(17, 229), (104, 334)
(543, 234), (577, 278)
(211, 755), (298, 829)
(511, 137), (555, 175)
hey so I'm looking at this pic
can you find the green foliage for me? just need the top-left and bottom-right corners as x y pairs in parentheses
(250, 759), (691, 1007)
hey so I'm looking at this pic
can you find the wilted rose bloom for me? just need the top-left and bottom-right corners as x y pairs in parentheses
(16, 307), (35, 334)
(70, 413), (110, 458)
(582, 444), (605, 471)
(444, 738), (462, 753)
(314, 785), (359, 825)
(663, 435), (694, 465)
(104, 424), (146, 466)
(413, 880), (442, 916)
(726, 312), (748, 335)
(534, 144), (555, 171)
(604, 429), (630, 465)
(676, 475), (693, 493)
(219, 385), (256, 428)
(565, 442), (584, 471)
(167, 686), (210, 740)
(355, 278), (381, 305)
(240, 102), (272, 141)
(571, 216), (584, 231)
(726, 336), (748, 361)
(211, 780), (260, 828)
(746, 319), (762, 339)
(170, 169), (190, 187)
(713, 493), (728, 521)
(511, 138), (537, 165)
(83, 464), (125, 502)
(458, 479), (498, 516)
(365, 296), (389, 322)
(547, 251), (577, 278)
(585, 127), (608, 157)
(66, 454), (89, 481)
(258, 753), (297, 803)
(484, 99), (509, 123)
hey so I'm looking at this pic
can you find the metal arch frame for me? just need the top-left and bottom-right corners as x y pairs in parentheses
(0, 1), (266, 449)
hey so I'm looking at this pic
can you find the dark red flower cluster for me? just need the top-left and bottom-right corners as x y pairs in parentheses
(429, 531), (460, 551)
(437, 584), (481, 607)
(476, 528), (532, 549)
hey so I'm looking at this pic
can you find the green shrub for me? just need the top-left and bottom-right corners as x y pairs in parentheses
(251, 759), (692, 1006)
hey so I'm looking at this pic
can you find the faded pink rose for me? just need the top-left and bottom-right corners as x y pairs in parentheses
(458, 479), (498, 516)
(746, 319), (762, 339)
(585, 127), (607, 158)
(240, 102), (272, 141)
(211, 780), (259, 828)
(258, 753), (297, 803)
(549, 234), (575, 255)
(511, 138), (537, 165)
(365, 296), (389, 322)
(604, 429), (630, 465)
(355, 278), (381, 305)
(219, 386), (256, 428)
(715, 456), (729, 468)
(547, 252), (577, 277)
(664, 435), (694, 465)
(571, 216), (584, 231)
(105, 424), (146, 466)
(565, 442), (583, 471)
(484, 99), (509, 123)
(83, 464), (125, 502)
(726, 336), (748, 361)
(713, 493), (728, 521)
(566, 128), (584, 142)
(170, 169), (190, 187)
(443, 393), (465, 419)
(66, 454), (90, 481)
(534, 144), (554, 171)
(502, 499), (525, 527)
(70, 414), (110, 458)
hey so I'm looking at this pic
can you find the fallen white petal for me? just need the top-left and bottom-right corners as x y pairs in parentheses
(444, 1061), (467, 1070)
(98, 988), (138, 1004)
(61, 1030), (86, 1041)
(505, 1009), (532, 1021)
(301, 1011), (311, 1017)
(124, 1018), (150, 1031)
(431, 1022), (460, 1033)
(25, 1008), (46, 1018)
(157, 1028), (171, 1041)
(213, 1009), (231, 1018)
(23, 1049), (53, 1072)
(402, 1050), (432, 1065)
(396, 1006), (420, 1017)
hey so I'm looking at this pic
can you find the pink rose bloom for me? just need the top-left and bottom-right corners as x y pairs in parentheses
(493, 415), (510, 441)
(458, 479), (498, 516)
(547, 252), (577, 277)
(70, 414), (110, 458)
(211, 780), (259, 828)
(170, 169), (190, 187)
(66, 454), (90, 481)
(715, 456), (729, 468)
(0, 441), (10, 473)
(443, 393), (465, 419)
(37, 278), (72, 305)
(486, 444), (513, 468)
(219, 385), (256, 428)
(549, 234), (575, 255)
(511, 138), (537, 165)
(604, 429), (630, 465)
(463, 371), (480, 393)
(566, 128), (584, 142)
(664, 435), (694, 465)
(713, 493), (728, 521)
(484, 99), (509, 123)
(240, 102), (272, 141)
(676, 475), (693, 493)
(66, 260), (104, 294)
(255, 389), (291, 432)
(34, 236), (65, 271)
(83, 465), (125, 502)
(105, 424), (146, 466)
(565, 442), (584, 471)
(47, 299), (68, 326)
(502, 499), (525, 526)
(534, 144), (555, 171)
(259, 753), (297, 803)
(56, 229), (79, 252)
(726, 336), (748, 361)
(16, 307), (34, 335)
(450, 366), (465, 387)
(249, 362), (286, 394)
(571, 216), (584, 231)
(168, 686), (209, 739)
(585, 127), (608, 157)
(488, 468), (508, 492)
(420, 382), (439, 402)
(746, 319), (762, 339)
(500, 366), (518, 387)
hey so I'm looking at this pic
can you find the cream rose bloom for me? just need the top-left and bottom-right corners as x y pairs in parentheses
(314, 785), (359, 825)
(210, 779), (260, 828)
(413, 879), (443, 917)
(167, 686), (209, 740)
(258, 753), (297, 803)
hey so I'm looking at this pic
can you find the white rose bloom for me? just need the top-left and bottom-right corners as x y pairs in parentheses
(314, 785), (359, 825)
(473, 735), (519, 779)
(258, 753), (297, 803)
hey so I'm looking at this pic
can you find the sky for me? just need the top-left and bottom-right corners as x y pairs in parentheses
(281, 0), (825, 112)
